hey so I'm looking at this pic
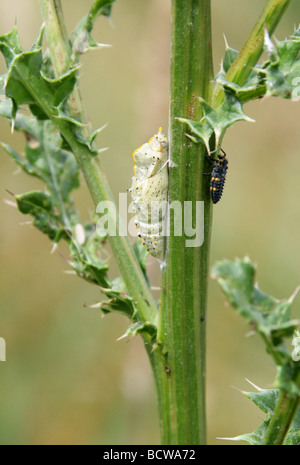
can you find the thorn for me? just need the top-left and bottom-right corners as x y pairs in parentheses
(245, 329), (256, 338)
(90, 123), (109, 145)
(97, 146), (109, 155)
(289, 285), (300, 303)
(107, 16), (115, 29)
(97, 121), (109, 132)
(50, 242), (58, 254)
(3, 199), (17, 208)
(57, 250), (71, 265)
(223, 33), (229, 49)
(116, 332), (130, 342)
(19, 221), (33, 226)
(63, 270), (76, 275)
(12, 167), (22, 176)
(96, 43), (112, 49)
(11, 118), (15, 134)
(215, 436), (240, 442)
(84, 302), (101, 309)
(245, 378), (262, 391)
(5, 189), (15, 197)
(230, 385), (245, 395)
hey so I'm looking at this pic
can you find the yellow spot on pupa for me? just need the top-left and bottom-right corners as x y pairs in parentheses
(132, 143), (145, 163)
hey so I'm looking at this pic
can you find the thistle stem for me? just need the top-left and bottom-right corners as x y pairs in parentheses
(212, 0), (292, 107)
(158, 0), (214, 445)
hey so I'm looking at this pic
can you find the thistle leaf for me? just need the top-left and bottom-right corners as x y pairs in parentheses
(0, 25), (78, 125)
(16, 190), (67, 242)
(212, 257), (299, 351)
(261, 27), (300, 99)
(179, 92), (254, 150)
(229, 387), (300, 445)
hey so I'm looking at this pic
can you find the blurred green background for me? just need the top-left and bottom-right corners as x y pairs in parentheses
(0, 0), (299, 445)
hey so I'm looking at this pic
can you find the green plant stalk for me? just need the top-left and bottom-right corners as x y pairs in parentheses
(259, 334), (300, 444)
(39, 0), (158, 326)
(158, 0), (214, 445)
(87, 0), (116, 31)
(212, 0), (292, 107)
(262, 379), (300, 445)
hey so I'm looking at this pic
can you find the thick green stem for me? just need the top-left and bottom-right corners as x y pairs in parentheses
(212, 0), (291, 107)
(157, 0), (214, 445)
(260, 336), (300, 445)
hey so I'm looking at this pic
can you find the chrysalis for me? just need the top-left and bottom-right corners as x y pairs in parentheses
(129, 128), (168, 259)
